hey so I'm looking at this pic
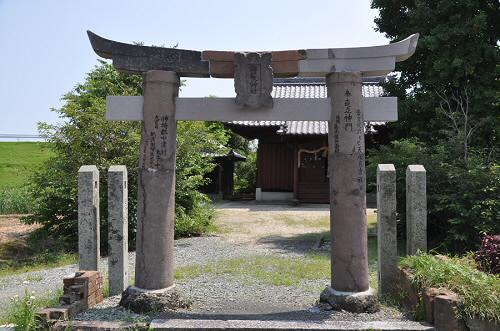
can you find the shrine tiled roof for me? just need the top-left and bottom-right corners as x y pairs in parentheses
(229, 78), (386, 135)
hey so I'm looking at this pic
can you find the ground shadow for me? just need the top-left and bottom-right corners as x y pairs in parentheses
(255, 231), (329, 254)
(155, 307), (335, 322)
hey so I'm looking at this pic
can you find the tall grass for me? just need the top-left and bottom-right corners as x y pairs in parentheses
(0, 186), (34, 214)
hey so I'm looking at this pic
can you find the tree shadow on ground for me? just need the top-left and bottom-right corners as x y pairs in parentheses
(255, 231), (329, 255)
(156, 307), (335, 322)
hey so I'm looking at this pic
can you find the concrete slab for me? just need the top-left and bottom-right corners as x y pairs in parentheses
(150, 318), (434, 330)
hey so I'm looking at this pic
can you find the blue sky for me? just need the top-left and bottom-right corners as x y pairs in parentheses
(0, 0), (388, 136)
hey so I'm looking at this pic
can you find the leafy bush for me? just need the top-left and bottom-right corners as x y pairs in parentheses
(367, 138), (499, 252)
(476, 235), (500, 274)
(0, 186), (34, 214)
(25, 62), (228, 250)
(400, 253), (500, 323)
(234, 150), (257, 194)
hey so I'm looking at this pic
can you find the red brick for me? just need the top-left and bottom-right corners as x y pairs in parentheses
(48, 307), (69, 320)
(272, 61), (299, 77)
(209, 61), (235, 78)
(202, 50), (234, 61)
(271, 50), (306, 61)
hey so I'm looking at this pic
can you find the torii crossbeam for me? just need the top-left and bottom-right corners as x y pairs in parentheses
(87, 31), (418, 313)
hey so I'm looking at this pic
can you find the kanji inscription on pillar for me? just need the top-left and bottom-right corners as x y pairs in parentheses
(234, 52), (273, 108)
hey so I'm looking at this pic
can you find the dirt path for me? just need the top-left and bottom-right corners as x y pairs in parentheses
(215, 201), (375, 251)
(0, 215), (39, 244)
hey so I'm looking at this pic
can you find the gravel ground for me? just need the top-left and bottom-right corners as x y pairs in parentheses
(76, 272), (409, 323)
(1, 201), (417, 326)
(0, 235), (249, 313)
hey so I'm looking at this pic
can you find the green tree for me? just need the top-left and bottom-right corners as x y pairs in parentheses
(368, 0), (500, 251)
(371, 0), (499, 158)
(26, 62), (228, 249)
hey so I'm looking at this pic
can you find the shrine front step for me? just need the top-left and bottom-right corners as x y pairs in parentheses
(150, 319), (434, 331)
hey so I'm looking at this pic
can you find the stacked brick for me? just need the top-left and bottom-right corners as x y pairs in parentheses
(37, 271), (104, 322)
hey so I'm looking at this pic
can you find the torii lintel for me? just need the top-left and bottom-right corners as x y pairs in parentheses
(87, 31), (419, 78)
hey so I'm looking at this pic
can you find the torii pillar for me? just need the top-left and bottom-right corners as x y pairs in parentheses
(135, 70), (179, 290)
(321, 72), (379, 312)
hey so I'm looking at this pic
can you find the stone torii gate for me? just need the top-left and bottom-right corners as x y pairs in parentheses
(87, 31), (418, 312)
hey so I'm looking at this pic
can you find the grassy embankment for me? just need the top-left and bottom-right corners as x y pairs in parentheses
(401, 253), (500, 323)
(0, 142), (78, 277)
(0, 142), (52, 213)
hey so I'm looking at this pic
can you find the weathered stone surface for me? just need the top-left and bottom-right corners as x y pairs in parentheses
(325, 72), (378, 313)
(78, 165), (99, 271)
(466, 317), (500, 331)
(406, 165), (427, 255)
(119, 286), (190, 314)
(327, 73), (369, 292)
(377, 164), (397, 296)
(234, 52), (273, 108)
(135, 71), (178, 290)
(150, 318), (434, 330)
(434, 293), (467, 331)
(87, 31), (209, 77)
(52, 320), (145, 331)
(107, 95), (398, 122)
(423, 287), (452, 323)
(108, 165), (128, 295)
(320, 287), (380, 313)
(397, 268), (420, 312)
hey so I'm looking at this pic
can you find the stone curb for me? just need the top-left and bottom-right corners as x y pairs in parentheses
(51, 321), (147, 330)
(150, 318), (434, 330)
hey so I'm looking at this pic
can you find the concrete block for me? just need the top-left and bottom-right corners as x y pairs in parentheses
(377, 164), (397, 296)
(78, 165), (100, 271)
(406, 165), (427, 255)
(466, 317), (500, 331)
(108, 165), (128, 296)
(423, 287), (452, 324)
(398, 268), (420, 312)
(434, 293), (467, 331)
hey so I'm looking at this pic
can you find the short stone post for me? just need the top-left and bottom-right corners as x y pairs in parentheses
(135, 71), (179, 290)
(108, 165), (128, 295)
(322, 72), (378, 312)
(377, 164), (397, 296)
(78, 165), (100, 271)
(406, 165), (427, 255)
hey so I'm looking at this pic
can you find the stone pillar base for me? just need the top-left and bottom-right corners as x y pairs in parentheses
(119, 285), (190, 313)
(320, 287), (380, 313)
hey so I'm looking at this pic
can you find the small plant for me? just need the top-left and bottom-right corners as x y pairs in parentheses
(8, 289), (40, 331)
(475, 235), (500, 274)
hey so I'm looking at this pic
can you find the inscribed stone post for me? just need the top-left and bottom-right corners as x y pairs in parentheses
(327, 72), (369, 293)
(135, 71), (179, 290)
(108, 165), (128, 295)
(406, 165), (427, 255)
(323, 72), (378, 312)
(377, 164), (397, 295)
(78, 165), (100, 271)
